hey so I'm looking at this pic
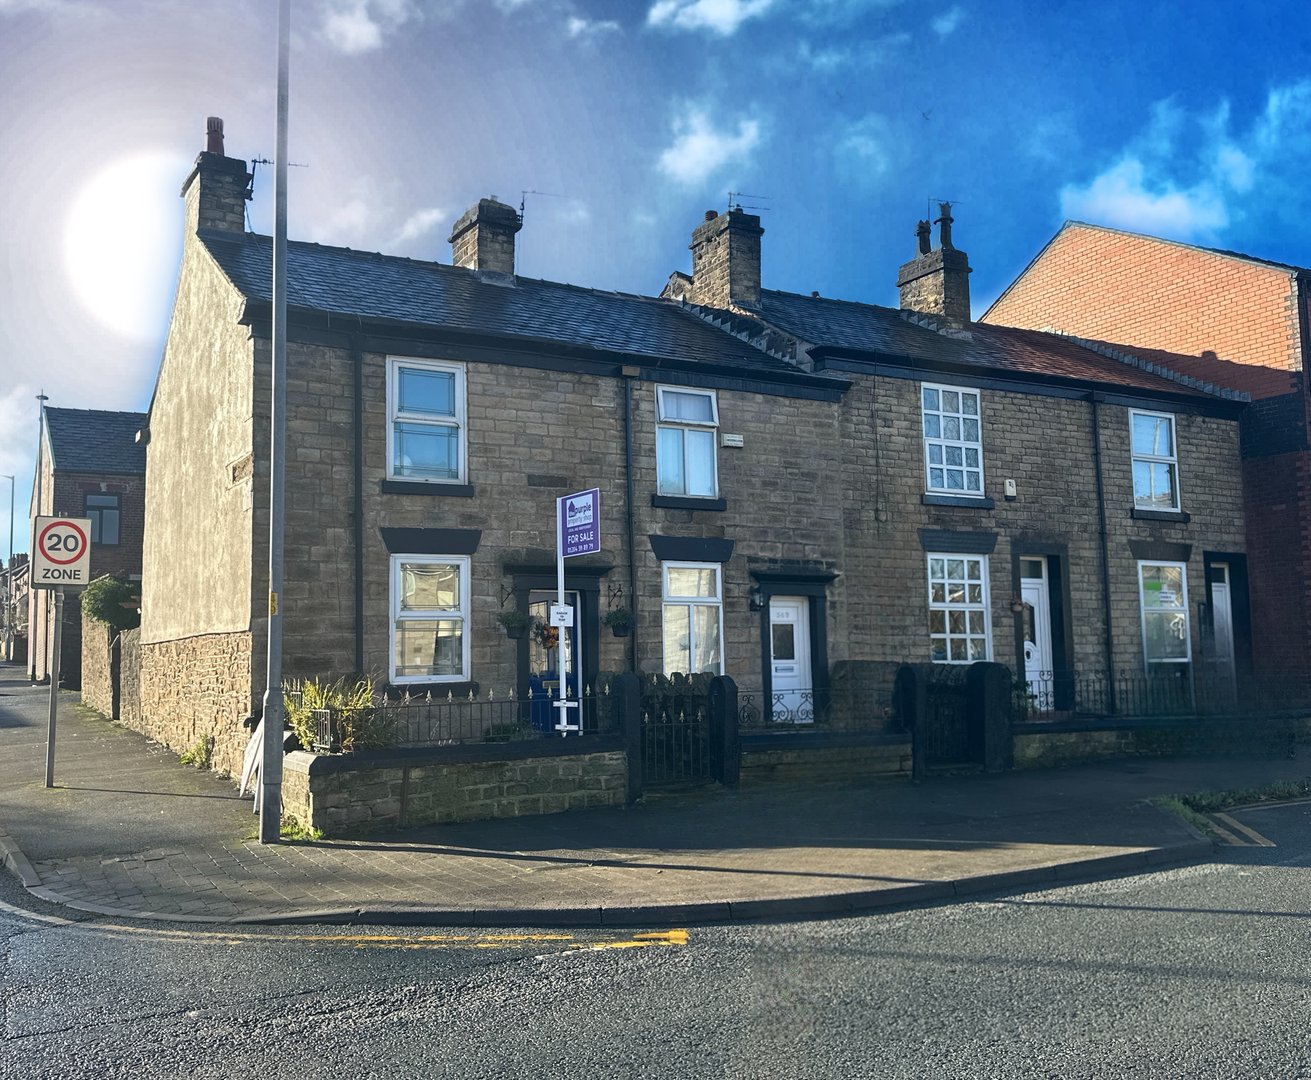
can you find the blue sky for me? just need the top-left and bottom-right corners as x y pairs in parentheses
(2, 0), (1311, 557)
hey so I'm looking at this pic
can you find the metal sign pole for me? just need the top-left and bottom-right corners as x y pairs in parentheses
(45, 587), (62, 788)
(554, 496), (572, 736)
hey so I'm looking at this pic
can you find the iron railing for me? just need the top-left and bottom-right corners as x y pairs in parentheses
(737, 686), (892, 734)
(310, 683), (618, 753)
(1017, 667), (1311, 721)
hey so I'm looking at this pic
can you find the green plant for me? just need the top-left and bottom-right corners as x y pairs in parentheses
(497, 610), (532, 638)
(283, 675), (387, 754)
(80, 574), (140, 632)
(179, 736), (214, 770)
(602, 607), (633, 633)
(280, 819), (324, 841)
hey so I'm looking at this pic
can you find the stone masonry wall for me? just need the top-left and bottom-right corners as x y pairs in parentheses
(840, 373), (1245, 676)
(282, 749), (628, 835)
(120, 627), (142, 730)
(739, 741), (911, 785)
(137, 632), (253, 778)
(80, 613), (115, 718)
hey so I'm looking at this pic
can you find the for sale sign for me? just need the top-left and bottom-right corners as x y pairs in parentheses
(558, 488), (600, 558)
(32, 517), (92, 589)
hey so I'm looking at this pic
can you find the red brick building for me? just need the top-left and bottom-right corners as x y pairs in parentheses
(984, 222), (1311, 674)
(27, 407), (146, 685)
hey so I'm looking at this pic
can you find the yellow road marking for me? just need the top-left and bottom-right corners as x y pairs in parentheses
(1204, 816), (1248, 846)
(1213, 812), (1276, 847)
(73, 922), (689, 951)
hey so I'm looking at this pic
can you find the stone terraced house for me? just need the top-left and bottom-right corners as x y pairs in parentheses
(136, 123), (1252, 783)
(983, 222), (1311, 676)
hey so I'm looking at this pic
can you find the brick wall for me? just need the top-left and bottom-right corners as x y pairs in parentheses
(282, 748), (628, 835)
(985, 224), (1304, 385)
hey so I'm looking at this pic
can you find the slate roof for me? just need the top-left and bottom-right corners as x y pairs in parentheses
(199, 231), (819, 380)
(750, 290), (1245, 401)
(44, 408), (147, 475)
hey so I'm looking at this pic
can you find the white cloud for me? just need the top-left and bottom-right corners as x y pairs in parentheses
(567, 14), (620, 38)
(391, 206), (448, 247)
(931, 4), (964, 35)
(796, 0), (904, 26)
(647, 0), (776, 35)
(795, 32), (908, 72)
(658, 108), (763, 187)
(319, 0), (419, 55)
(0, 0), (104, 15)
(1061, 159), (1228, 239)
(1060, 81), (1311, 242)
(834, 113), (895, 184)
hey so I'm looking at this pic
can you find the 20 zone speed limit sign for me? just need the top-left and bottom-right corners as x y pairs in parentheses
(33, 517), (93, 589)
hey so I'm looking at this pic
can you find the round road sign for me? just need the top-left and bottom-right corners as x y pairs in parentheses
(38, 520), (90, 565)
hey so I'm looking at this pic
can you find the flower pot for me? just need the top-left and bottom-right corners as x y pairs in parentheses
(503, 624), (526, 640)
(609, 624), (631, 638)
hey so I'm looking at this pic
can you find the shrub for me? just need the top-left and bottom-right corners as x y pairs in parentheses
(81, 574), (140, 632)
(283, 675), (389, 753)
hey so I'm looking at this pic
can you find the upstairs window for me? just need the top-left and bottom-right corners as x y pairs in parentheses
(85, 494), (120, 545)
(390, 555), (469, 683)
(922, 384), (983, 496)
(656, 387), (718, 498)
(387, 358), (467, 483)
(1130, 410), (1180, 511)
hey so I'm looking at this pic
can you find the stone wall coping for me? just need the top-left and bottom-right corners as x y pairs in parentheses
(286, 733), (626, 776)
(1014, 713), (1310, 736)
(739, 731), (910, 751)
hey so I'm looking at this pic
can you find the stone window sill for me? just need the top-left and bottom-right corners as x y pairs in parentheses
(651, 494), (728, 512)
(922, 493), (995, 510)
(381, 479), (476, 498)
(1131, 507), (1190, 523)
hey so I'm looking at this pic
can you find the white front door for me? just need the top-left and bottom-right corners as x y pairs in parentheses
(1020, 558), (1054, 711)
(1209, 563), (1236, 682)
(769, 597), (812, 722)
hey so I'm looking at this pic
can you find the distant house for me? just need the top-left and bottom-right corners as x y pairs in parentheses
(134, 120), (1254, 791)
(27, 406), (146, 686)
(983, 221), (1311, 674)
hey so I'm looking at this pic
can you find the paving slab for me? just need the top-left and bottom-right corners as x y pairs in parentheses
(1, 662), (1306, 926)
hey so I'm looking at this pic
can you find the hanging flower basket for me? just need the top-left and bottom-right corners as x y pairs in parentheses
(602, 608), (633, 638)
(497, 611), (531, 639)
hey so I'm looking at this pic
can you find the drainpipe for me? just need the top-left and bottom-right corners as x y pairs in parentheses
(1090, 393), (1115, 684)
(622, 369), (638, 671)
(351, 329), (365, 675)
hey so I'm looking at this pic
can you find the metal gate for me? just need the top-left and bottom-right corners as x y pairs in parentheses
(923, 665), (972, 767)
(640, 676), (714, 786)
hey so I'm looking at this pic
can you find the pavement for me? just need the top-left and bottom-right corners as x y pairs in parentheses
(1, 661), (1308, 928)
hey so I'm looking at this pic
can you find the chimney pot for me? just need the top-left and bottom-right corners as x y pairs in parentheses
(935, 201), (955, 250)
(206, 117), (224, 156)
(916, 219), (931, 256)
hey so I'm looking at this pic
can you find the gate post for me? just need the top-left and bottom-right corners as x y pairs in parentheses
(614, 671), (643, 804)
(708, 675), (740, 787)
(894, 664), (928, 781)
(966, 661), (1014, 773)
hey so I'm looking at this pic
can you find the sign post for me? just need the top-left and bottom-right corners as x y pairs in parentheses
(32, 516), (92, 788)
(555, 489), (600, 735)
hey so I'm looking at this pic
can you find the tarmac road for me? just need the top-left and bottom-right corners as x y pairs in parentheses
(4, 804), (1311, 1080)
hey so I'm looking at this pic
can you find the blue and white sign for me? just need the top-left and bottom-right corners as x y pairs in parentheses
(559, 488), (601, 558)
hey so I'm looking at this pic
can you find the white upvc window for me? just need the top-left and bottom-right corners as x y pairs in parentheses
(656, 386), (718, 498)
(390, 555), (470, 683)
(661, 562), (724, 675)
(1130, 410), (1180, 511)
(1138, 561), (1190, 666)
(922, 384), (984, 496)
(387, 357), (467, 483)
(927, 553), (991, 663)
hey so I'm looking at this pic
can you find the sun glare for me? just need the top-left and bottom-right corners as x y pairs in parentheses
(62, 152), (188, 341)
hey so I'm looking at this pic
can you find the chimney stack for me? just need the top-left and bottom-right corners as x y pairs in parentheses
(448, 198), (522, 278)
(180, 115), (251, 234)
(897, 201), (972, 326)
(685, 206), (763, 309)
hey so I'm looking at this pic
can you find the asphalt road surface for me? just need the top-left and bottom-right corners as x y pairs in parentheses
(3, 801), (1310, 1079)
